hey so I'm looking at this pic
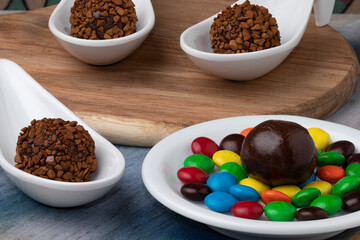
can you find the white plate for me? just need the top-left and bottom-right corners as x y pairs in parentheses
(142, 115), (360, 240)
(0, 59), (125, 207)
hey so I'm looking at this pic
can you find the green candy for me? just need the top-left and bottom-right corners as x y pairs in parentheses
(184, 154), (214, 173)
(292, 188), (321, 208)
(317, 149), (322, 155)
(317, 152), (345, 166)
(310, 195), (342, 215)
(346, 164), (360, 178)
(219, 162), (247, 182)
(332, 176), (360, 197)
(264, 201), (296, 221)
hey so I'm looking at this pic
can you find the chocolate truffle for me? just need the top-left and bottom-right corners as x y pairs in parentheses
(240, 120), (317, 186)
(210, 0), (281, 54)
(70, 0), (138, 40)
(14, 118), (97, 182)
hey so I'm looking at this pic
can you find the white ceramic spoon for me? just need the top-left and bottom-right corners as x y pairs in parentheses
(180, 0), (335, 81)
(0, 59), (125, 207)
(48, 0), (155, 65)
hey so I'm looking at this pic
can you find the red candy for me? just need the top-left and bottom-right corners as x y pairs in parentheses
(231, 201), (264, 219)
(177, 167), (209, 183)
(191, 137), (219, 158)
(261, 190), (292, 205)
(316, 165), (346, 183)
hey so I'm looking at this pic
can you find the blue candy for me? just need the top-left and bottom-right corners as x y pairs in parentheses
(204, 192), (237, 212)
(229, 184), (260, 202)
(298, 172), (316, 188)
(206, 172), (237, 192)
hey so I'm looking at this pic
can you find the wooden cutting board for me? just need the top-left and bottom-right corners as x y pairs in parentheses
(0, 2), (358, 147)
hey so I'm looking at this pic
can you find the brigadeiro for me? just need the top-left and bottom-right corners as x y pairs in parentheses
(210, 0), (280, 54)
(70, 0), (138, 40)
(14, 118), (97, 182)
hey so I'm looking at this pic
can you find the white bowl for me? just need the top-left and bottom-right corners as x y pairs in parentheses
(180, 0), (335, 81)
(0, 59), (125, 207)
(48, 0), (155, 65)
(142, 115), (360, 240)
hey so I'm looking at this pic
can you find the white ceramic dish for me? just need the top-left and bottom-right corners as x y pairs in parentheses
(142, 115), (360, 240)
(48, 0), (155, 65)
(180, 0), (335, 81)
(0, 59), (125, 207)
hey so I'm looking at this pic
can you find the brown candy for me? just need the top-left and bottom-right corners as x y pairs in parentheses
(209, 0), (280, 54)
(14, 118), (97, 182)
(70, 0), (138, 40)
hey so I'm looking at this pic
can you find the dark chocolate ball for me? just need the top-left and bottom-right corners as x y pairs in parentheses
(240, 120), (317, 186)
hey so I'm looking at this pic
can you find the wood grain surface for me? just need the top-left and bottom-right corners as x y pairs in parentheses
(0, 2), (358, 146)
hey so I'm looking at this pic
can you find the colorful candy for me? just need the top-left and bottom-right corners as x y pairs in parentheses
(177, 167), (208, 183)
(240, 127), (252, 137)
(310, 195), (342, 215)
(295, 206), (329, 221)
(292, 188), (321, 208)
(231, 201), (263, 219)
(317, 152), (345, 167)
(204, 192), (237, 212)
(219, 162), (247, 182)
(264, 201), (297, 221)
(206, 172), (237, 192)
(219, 134), (245, 155)
(261, 190), (292, 205)
(212, 150), (241, 167)
(184, 154), (214, 173)
(239, 178), (270, 195)
(298, 172), (316, 188)
(343, 153), (360, 169)
(316, 165), (346, 183)
(180, 183), (212, 201)
(332, 176), (360, 197)
(229, 184), (260, 202)
(303, 181), (332, 195)
(324, 140), (355, 158)
(272, 185), (301, 199)
(342, 190), (360, 212)
(346, 163), (360, 178)
(191, 137), (219, 158)
(307, 127), (330, 151)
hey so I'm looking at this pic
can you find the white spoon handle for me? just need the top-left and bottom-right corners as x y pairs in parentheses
(314, 0), (335, 27)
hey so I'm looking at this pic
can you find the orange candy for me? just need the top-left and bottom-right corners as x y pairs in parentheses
(261, 190), (292, 205)
(240, 128), (253, 137)
(316, 165), (346, 183)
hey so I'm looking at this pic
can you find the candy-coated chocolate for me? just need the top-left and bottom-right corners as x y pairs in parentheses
(295, 207), (329, 221)
(229, 184), (260, 202)
(308, 128), (330, 151)
(261, 190), (292, 205)
(180, 183), (212, 201)
(241, 120), (317, 186)
(231, 201), (263, 219)
(343, 153), (360, 169)
(346, 163), (360, 178)
(191, 137), (219, 158)
(317, 152), (345, 167)
(272, 185), (301, 199)
(177, 167), (208, 183)
(212, 150), (241, 167)
(324, 140), (355, 158)
(342, 190), (360, 212)
(303, 181), (332, 195)
(239, 178), (270, 195)
(264, 201), (297, 221)
(298, 173), (316, 188)
(204, 192), (237, 212)
(316, 165), (346, 183)
(332, 176), (360, 197)
(219, 134), (245, 155)
(310, 195), (342, 215)
(292, 188), (321, 208)
(219, 162), (247, 182)
(206, 172), (237, 192)
(184, 154), (214, 173)
(240, 127), (253, 137)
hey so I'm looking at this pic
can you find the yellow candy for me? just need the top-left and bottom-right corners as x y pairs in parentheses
(240, 178), (270, 195)
(212, 150), (241, 167)
(272, 185), (301, 199)
(302, 180), (332, 195)
(307, 128), (330, 151)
